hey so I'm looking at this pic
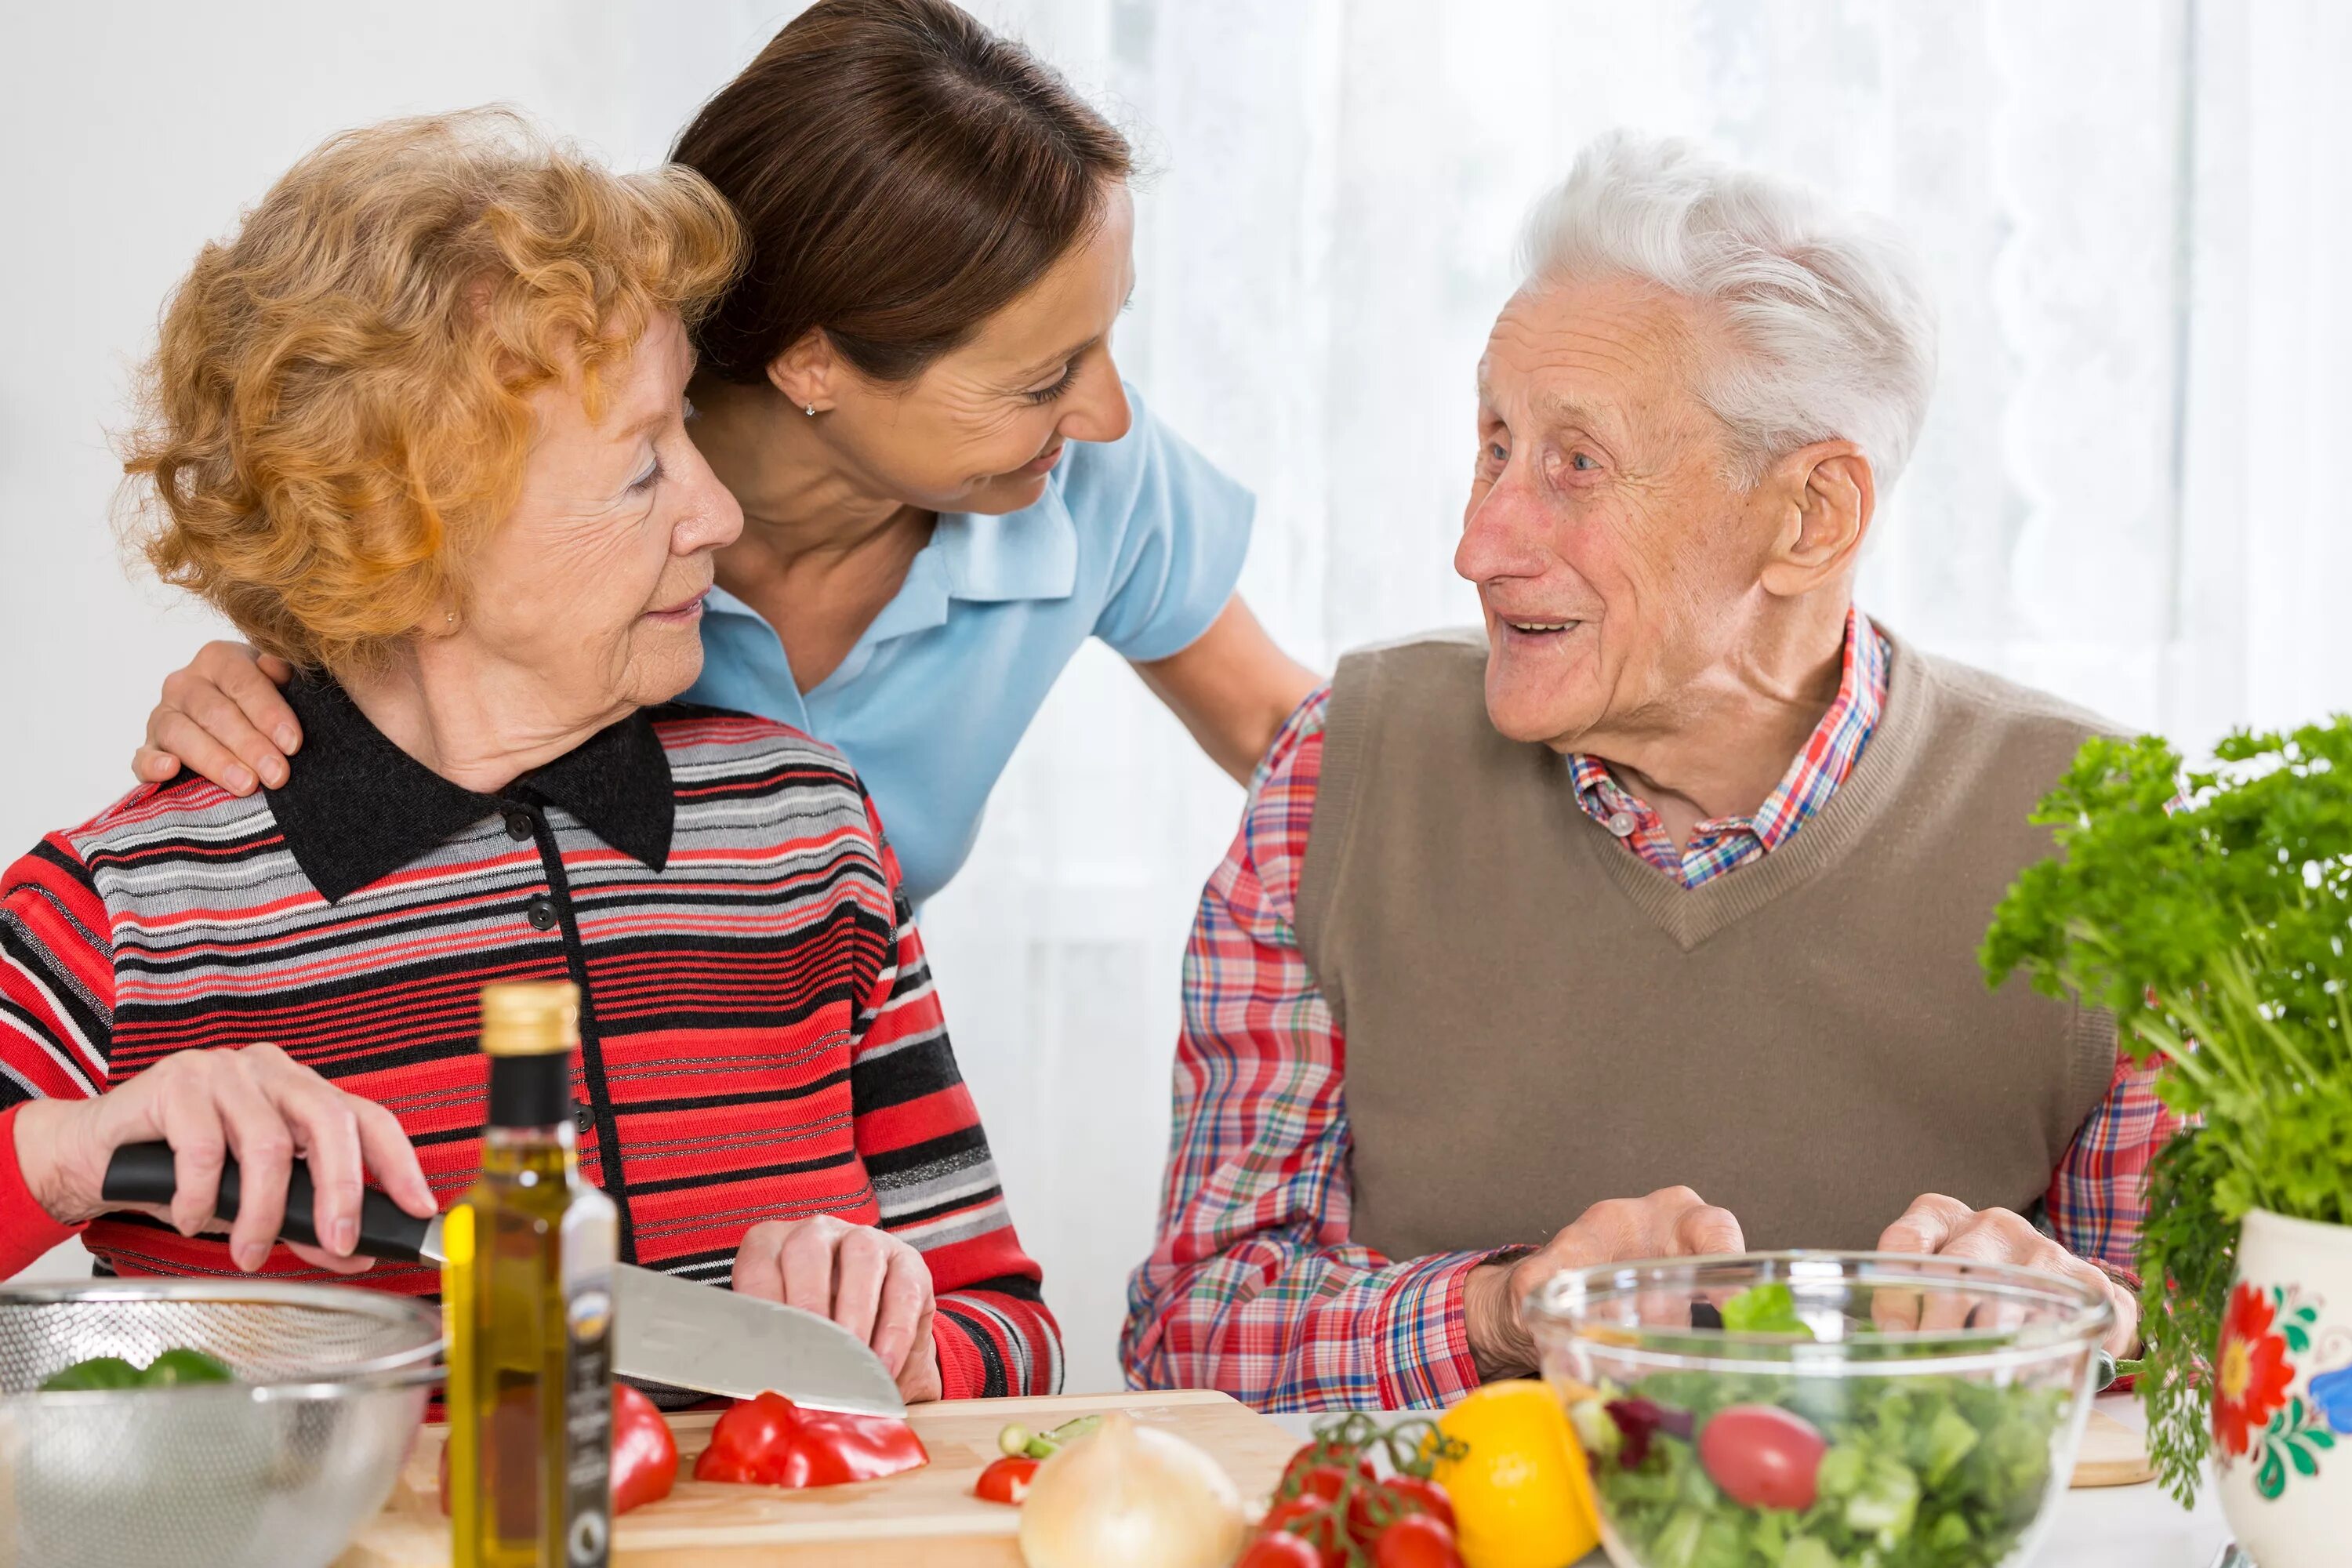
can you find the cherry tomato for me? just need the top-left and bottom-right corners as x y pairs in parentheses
(1373, 1512), (1467, 1568)
(1298, 1463), (1359, 1505)
(1237, 1530), (1327, 1568)
(972, 1454), (1040, 1504)
(1348, 1473), (1454, 1540)
(1276, 1445), (1375, 1500)
(1258, 1497), (1347, 1567)
(1696, 1403), (1828, 1511)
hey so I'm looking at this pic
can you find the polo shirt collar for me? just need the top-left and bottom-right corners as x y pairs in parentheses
(861, 490), (1083, 648)
(701, 482), (1081, 691)
(266, 673), (673, 904)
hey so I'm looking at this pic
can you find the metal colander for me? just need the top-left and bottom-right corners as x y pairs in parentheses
(0, 1279), (440, 1568)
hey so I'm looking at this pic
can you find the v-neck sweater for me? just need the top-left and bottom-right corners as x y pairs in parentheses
(1294, 626), (2123, 1259)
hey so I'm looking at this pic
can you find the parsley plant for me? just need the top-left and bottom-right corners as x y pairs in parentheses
(1981, 719), (2352, 1504)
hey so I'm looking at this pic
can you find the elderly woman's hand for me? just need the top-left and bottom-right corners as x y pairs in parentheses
(1877, 1193), (2140, 1358)
(731, 1216), (943, 1403)
(132, 641), (301, 797)
(11, 1043), (436, 1272)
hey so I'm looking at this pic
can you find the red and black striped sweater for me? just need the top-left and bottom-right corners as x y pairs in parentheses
(0, 678), (1060, 1399)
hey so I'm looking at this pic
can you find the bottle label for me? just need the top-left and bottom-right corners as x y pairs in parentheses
(561, 1200), (618, 1567)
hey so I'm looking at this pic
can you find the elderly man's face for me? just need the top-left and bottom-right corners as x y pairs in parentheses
(1457, 276), (1777, 751)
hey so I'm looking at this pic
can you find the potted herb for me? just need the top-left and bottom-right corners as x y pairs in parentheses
(1982, 718), (2352, 1566)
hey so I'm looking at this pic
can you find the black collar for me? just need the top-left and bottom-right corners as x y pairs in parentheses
(265, 674), (673, 903)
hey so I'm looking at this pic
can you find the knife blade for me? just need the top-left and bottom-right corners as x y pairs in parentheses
(100, 1141), (906, 1418)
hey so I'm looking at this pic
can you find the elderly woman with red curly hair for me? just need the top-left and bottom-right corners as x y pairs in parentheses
(0, 111), (1057, 1404)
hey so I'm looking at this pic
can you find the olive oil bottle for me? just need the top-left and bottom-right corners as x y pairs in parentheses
(445, 982), (619, 1568)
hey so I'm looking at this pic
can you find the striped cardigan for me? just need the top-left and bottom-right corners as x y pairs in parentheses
(0, 679), (1059, 1399)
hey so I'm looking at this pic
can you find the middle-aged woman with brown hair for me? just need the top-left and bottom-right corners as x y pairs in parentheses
(0, 109), (1058, 1405)
(130, 0), (1321, 910)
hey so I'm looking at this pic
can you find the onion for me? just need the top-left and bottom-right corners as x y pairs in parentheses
(1017, 1410), (1247, 1568)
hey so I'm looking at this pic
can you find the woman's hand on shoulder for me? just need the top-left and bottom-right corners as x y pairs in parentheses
(12, 1043), (436, 1272)
(132, 641), (303, 796)
(732, 1215), (943, 1403)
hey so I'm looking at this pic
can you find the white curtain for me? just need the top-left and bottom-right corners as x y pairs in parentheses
(3, 0), (2346, 1393)
(924, 0), (2352, 1392)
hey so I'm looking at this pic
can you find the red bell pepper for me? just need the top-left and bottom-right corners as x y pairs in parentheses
(439, 1381), (678, 1516)
(610, 1382), (680, 1513)
(692, 1391), (928, 1488)
(973, 1454), (1040, 1504)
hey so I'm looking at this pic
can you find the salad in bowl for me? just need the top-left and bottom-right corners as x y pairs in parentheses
(1525, 1252), (2112, 1568)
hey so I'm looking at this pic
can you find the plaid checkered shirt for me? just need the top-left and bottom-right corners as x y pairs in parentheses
(1121, 609), (2178, 1411)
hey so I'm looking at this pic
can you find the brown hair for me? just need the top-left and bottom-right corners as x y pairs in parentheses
(118, 110), (742, 673)
(673, 0), (1132, 386)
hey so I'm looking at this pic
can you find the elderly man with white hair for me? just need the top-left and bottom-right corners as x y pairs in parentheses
(1122, 132), (2171, 1410)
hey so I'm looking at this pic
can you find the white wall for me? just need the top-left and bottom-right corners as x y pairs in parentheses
(0, 0), (789, 853)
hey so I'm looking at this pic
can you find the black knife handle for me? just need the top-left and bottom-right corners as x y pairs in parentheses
(100, 1140), (434, 1263)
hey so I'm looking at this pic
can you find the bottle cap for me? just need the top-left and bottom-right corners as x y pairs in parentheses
(479, 982), (579, 1058)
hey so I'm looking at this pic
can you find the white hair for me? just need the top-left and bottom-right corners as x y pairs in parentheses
(1517, 131), (1940, 492)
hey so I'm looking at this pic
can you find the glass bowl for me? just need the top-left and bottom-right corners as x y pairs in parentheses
(1525, 1251), (2112, 1568)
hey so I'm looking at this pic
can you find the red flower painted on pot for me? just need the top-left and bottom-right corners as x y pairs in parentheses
(2214, 1282), (2296, 1459)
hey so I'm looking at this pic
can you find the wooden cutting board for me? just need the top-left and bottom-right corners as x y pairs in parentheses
(336, 1389), (1298, 1568)
(340, 1390), (2152, 1567)
(2071, 1406), (2156, 1488)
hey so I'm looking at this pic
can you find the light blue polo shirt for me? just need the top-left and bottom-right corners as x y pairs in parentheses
(684, 387), (1253, 907)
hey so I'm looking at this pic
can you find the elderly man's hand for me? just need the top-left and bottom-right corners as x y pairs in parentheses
(1877, 1194), (2139, 1358)
(1465, 1186), (1744, 1381)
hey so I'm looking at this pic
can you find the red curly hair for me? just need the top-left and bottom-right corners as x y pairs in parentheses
(120, 108), (742, 673)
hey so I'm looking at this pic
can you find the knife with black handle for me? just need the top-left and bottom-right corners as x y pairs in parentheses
(100, 1140), (906, 1417)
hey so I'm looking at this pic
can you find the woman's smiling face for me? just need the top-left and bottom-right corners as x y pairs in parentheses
(457, 312), (745, 725)
(803, 182), (1138, 517)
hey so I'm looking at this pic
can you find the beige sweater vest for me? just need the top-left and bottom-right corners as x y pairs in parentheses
(1295, 627), (2120, 1261)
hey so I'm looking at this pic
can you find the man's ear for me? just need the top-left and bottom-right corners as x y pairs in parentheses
(764, 328), (837, 413)
(1759, 441), (1875, 597)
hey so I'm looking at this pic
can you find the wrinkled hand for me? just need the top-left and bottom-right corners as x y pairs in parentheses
(12, 1043), (436, 1274)
(732, 1216), (943, 1403)
(1465, 1185), (1745, 1381)
(1877, 1194), (2140, 1357)
(132, 641), (300, 797)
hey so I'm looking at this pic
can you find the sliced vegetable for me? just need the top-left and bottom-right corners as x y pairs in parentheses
(41, 1349), (234, 1392)
(693, 1391), (927, 1488)
(41, 1355), (148, 1392)
(609, 1382), (679, 1514)
(1719, 1281), (1814, 1338)
(1016, 1410), (1245, 1568)
(140, 1348), (235, 1385)
(440, 1381), (678, 1517)
(996, 1412), (1103, 1461)
(973, 1454), (1040, 1504)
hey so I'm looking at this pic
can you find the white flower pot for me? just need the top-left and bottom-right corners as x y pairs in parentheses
(2213, 1208), (2352, 1567)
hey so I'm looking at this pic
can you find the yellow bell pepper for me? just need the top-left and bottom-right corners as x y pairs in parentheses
(1428, 1381), (1601, 1568)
